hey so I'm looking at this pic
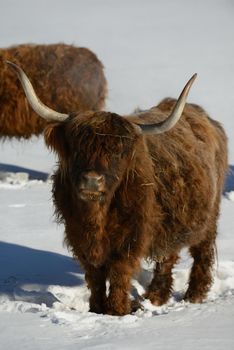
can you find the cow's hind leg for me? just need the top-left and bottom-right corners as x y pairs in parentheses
(184, 239), (215, 303)
(145, 254), (178, 306)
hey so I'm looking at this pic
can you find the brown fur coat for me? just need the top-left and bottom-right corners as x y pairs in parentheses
(43, 99), (227, 315)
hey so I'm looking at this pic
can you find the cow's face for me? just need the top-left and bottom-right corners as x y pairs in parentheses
(45, 111), (140, 204)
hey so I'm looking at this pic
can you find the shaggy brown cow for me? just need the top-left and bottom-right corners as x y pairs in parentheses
(0, 43), (106, 138)
(8, 61), (228, 316)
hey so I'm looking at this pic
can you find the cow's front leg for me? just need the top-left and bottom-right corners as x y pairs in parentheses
(105, 259), (139, 316)
(85, 264), (107, 314)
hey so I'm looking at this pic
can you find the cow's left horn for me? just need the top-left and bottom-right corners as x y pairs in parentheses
(6, 61), (69, 122)
(134, 74), (197, 135)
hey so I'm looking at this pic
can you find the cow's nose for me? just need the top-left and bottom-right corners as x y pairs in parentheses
(81, 171), (104, 191)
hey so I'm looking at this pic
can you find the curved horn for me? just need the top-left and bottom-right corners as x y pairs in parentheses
(135, 74), (197, 135)
(6, 61), (69, 122)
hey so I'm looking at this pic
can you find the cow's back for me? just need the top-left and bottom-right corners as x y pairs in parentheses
(146, 98), (228, 257)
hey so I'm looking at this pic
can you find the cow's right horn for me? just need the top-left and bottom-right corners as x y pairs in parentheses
(6, 61), (69, 122)
(127, 74), (197, 135)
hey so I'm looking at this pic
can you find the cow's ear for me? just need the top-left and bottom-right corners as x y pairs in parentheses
(44, 122), (69, 158)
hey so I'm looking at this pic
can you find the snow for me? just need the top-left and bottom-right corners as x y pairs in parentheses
(227, 191), (234, 202)
(0, 0), (234, 349)
(0, 184), (234, 349)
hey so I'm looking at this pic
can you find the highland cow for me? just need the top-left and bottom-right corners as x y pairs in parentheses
(0, 44), (107, 138)
(8, 61), (228, 316)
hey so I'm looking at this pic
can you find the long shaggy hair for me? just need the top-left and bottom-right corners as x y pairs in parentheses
(0, 43), (107, 138)
(43, 99), (228, 315)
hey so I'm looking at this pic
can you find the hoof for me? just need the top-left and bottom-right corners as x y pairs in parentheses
(143, 291), (169, 306)
(184, 290), (206, 303)
(131, 299), (144, 313)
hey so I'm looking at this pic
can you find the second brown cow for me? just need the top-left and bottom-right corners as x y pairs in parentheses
(0, 43), (107, 138)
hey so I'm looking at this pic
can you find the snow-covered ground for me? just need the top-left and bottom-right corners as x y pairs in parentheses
(0, 179), (233, 349)
(0, 0), (234, 349)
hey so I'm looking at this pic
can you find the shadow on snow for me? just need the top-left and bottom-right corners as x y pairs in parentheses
(0, 163), (49, 181)
(225, 165), (234, 193)
(0, 241), (84, 307)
